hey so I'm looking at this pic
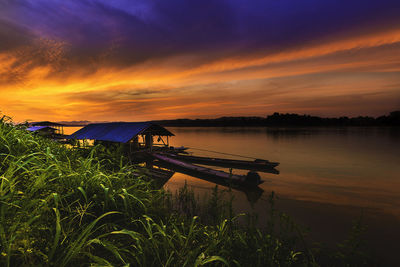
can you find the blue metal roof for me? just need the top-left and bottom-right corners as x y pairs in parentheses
(27, 126), (56, 132)
(68, 122), (174, 143)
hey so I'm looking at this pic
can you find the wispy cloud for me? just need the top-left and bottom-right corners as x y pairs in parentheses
(0, 0), (399, 121)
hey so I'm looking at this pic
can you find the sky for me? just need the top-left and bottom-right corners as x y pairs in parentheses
(0, 0), (400, 122)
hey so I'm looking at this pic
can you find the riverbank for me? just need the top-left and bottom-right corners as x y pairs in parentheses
(153, 111), (400, 127)
(0, 116), (371, 266)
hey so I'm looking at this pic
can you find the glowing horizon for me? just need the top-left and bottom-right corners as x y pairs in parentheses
(1, 0), (399, 122)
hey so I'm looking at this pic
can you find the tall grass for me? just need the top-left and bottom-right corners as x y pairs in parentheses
(0, 116), (369, 266)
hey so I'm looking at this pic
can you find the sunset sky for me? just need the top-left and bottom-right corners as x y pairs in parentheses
(1, 0), (400, 122)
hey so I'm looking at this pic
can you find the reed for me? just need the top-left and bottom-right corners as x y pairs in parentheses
(0, 115), (369, 266)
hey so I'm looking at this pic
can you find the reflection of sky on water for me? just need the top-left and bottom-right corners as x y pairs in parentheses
(164, 127), (400, 264)
(65, 125), (399, 263)
(166, 127), (400, 218)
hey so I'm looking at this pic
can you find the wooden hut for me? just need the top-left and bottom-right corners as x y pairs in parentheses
(68, 122), (174, 151)
(27, 126), (57, 137)
(30, 121), (65, 135)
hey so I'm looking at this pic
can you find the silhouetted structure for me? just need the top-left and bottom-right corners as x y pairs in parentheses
(30, 121), (66, 134)
(27, 126), (57, 137)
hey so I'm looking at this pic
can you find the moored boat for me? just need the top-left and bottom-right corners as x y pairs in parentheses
(164, 153), (279, 173)
(152, 153), (263, 187)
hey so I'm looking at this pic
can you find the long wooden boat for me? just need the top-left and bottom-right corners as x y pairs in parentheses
(152, 153), (263, 187)
(163, 153), (279, 174)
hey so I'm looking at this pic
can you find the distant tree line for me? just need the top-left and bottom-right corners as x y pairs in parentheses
(154, 111), (400, 127)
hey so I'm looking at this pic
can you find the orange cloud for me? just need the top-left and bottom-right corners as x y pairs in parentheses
(1, 28), (400, 122)
(177, 29), (400, 77)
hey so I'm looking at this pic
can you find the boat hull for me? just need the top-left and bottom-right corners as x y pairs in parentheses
(165, 153), (279, 174)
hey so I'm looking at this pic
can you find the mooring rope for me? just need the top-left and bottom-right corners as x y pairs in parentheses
(188, 147), (258, 160)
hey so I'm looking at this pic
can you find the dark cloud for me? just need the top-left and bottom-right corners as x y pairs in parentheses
(227, 0), (400, 47)
(1, 0), (399, 84)
(0, 36), (70, 86)
(2, 0), (399, 64)
(0, 19), (35, 51)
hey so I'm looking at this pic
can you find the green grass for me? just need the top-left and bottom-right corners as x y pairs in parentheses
(0, 115), (370, 266)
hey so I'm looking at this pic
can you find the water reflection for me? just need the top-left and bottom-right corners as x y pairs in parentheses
(164, 126), (400, 264)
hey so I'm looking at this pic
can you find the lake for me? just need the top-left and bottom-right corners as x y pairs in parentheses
(164, 127), (400, 264)
(64, 125), (399, 263)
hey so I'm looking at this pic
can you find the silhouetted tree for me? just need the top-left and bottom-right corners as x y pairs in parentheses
(155, 111), (400, 127)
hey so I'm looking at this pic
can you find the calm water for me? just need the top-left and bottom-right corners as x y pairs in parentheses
(164, 127), (400, 263)
(66, 125), (400, 262)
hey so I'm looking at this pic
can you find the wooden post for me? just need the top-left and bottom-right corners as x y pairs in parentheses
(145, 134), (153, 150)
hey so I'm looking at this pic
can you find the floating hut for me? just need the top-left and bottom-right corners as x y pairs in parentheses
(27, 126), (57, 137)
(30, 121), (65, 135)
(68, 122), (174, 150)
(67, 121), (277, 195)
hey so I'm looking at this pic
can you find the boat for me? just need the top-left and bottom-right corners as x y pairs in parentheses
(129, 165), (175, 188)
(151, 153), (263, 187)
(168, 146), (189, 153)
(163, 153), (279, 173)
